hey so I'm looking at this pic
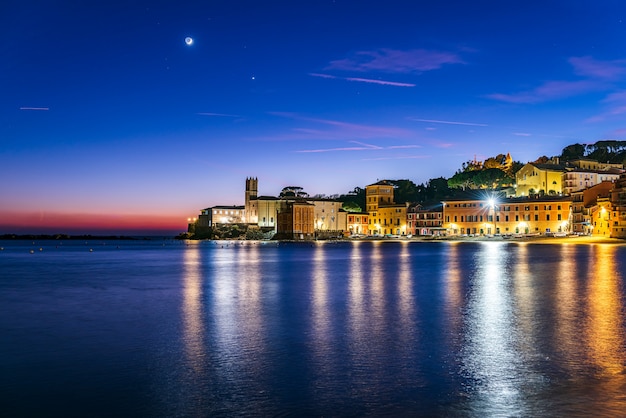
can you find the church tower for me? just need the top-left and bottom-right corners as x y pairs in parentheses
(245, 177), (258, 223)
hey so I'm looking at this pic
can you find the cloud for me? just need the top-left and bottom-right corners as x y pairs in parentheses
(267, 112), (415, 141)
(586, 89), (626, 122)
(409, 118), (488, 127)
(310, 73), (415, 87)
(487, 80), (603, 104)
(569, 56), (626, 80)
(488, 56), (626, 104)
(20, 107), (49, 111)
(295, 140), (421, 153)
(361, 155), (430, 161)
(325, 48), (465, 74)
(513, 132), (531, 136)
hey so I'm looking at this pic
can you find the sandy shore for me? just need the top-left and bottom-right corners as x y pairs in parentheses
(413, 235), (626, 245)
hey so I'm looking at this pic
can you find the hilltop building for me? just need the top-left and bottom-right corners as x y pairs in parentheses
(515, 163), (567, 197)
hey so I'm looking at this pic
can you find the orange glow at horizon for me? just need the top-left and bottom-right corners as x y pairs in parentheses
(0, 210), (188, 233)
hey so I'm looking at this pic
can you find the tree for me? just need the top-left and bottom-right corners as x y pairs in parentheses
(389, 179), (419, 203)
(560, 143), (586, 161)
(279, 186), (309, 198)
(448, 171), (476, 190)
(341, 201), (362, 212)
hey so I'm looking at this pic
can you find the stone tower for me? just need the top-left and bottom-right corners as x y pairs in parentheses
(245, 177), (258, 223)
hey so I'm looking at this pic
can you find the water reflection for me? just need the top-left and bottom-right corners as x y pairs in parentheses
(463, 242), (526, 416)
(396, 242), (414, 341)
(585, 245), (626, 376)
(182, 243), (205, 376)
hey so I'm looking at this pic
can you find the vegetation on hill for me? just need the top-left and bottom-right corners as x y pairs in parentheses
(559, 140), (626, 164)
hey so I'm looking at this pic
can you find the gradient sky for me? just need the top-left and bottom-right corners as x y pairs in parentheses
(3, 1), (626, 234)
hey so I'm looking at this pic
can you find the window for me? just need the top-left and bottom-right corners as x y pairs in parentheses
(546, 214), (550, 221)
(558, 214), (562, 221)
(534, 214), (538, 221)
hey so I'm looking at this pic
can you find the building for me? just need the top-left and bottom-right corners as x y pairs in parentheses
(346, 212), (369, 235)
(197, 205), (246, 228)
(244, 177), (258, 223)
(608, 173), (626, 238)
(366, 180), (407, 235)
(570, 181), (614, 235)
(276, 200), (315, 240)
(407, 203), (445, 236)
(562, 169), (621, 195)
(442, 195), (572, 236)
(376, 204), (408, 236)
(310, 199), (345, 234)
(515, 163), (567, 197)
(569, 158), (624, 171)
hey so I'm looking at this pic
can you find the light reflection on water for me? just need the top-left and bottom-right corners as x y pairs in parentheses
(1, 239), (626, 416)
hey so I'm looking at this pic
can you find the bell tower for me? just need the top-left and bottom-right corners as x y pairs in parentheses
(245, 177), (258, 223)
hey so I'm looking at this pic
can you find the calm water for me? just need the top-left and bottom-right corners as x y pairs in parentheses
(1, 239), (625, 417)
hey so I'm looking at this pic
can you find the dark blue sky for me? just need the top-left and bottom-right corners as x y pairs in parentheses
(2, 1), (626, 233)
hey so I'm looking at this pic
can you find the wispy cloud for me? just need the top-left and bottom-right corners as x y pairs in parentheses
(488, 56), (625, 104)
(20, 107), (49, 111)
(325, 48), (465, 74)
(513, 132), (531, 136)
(487, 80), (603, 104)
(569, 56), (626, 80)
(409, 117), (488, 127)
(268, 112), (414, 141)
(295, 140), (421, 153)
(310, 73), (415, 87)
(586, 90), (626, 122)
(361, 155), (430, 161)
(197, 112), (241, 117)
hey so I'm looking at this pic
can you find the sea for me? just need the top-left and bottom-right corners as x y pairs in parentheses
(1, 238), (625, 417)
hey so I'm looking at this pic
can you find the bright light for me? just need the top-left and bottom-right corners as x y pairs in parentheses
(488, 198), (496, 208)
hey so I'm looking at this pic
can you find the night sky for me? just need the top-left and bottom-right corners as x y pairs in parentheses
(3, 1), (626, 234)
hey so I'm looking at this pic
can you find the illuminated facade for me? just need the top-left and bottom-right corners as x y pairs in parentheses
(515, 163), (567, 197)
(346, 213), (369, 235)
(570, 181), (614, 235)
(407, 204), (444, 236)
(197, 205), (246, 228)
(562, 169), (620, 195)
(311, 199), (344, 232)
(376, 204), (408, 236)
(569, 158), (624, 171)
(244, 177), (258, 223)
(366, 180), (399, 235)
(608, 173), (626, 238)
(276, 201), (315, 240)
(442, 196), (572, 235)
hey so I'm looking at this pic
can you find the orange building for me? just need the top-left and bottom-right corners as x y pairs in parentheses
(346, 213), (369, 235)
(276, 201), (315, 240)
(442, 195), (572, 236)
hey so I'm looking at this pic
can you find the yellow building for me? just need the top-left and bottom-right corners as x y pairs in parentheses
(515, 163), (566, 197)
(442, 195), (572, 236)
(365, 180), (408, 235)
(591, 198), (613, 237)
(608, 173), (626, 238)
(376, 204), (407, 236)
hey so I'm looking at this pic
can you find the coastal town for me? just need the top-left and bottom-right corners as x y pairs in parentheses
(186, 153), (626, 241)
